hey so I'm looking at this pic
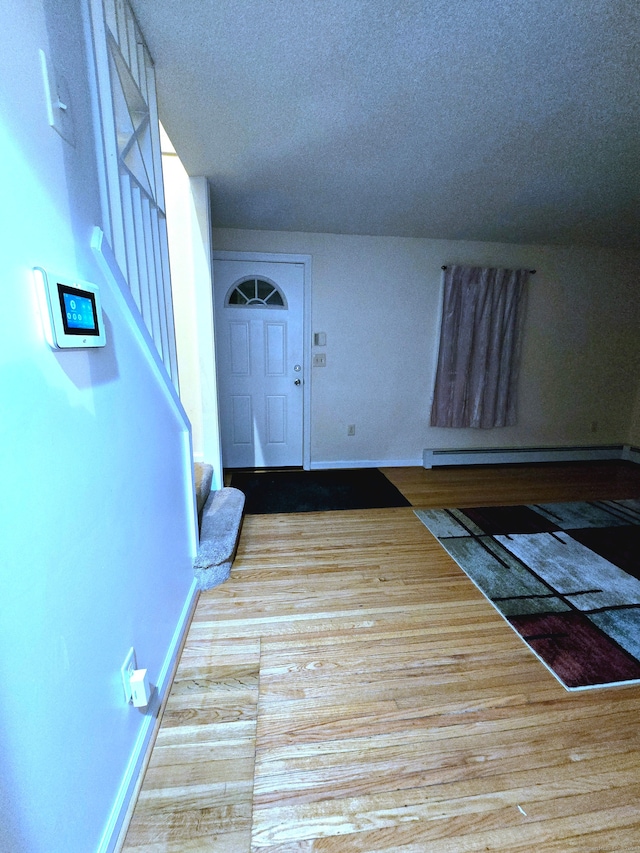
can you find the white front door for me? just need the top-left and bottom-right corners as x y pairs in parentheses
(213, 258), (305, 468)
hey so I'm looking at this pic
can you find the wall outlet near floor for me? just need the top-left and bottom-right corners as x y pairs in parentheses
(130, 668), (151, 707)
(347, 424), (356, 436)
(120, 647), (137, 703)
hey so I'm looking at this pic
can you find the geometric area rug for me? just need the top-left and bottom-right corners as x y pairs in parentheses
(415, 500), (640, 691)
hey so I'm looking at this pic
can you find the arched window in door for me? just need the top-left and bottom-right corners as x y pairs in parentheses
(226, 277), (286, 308)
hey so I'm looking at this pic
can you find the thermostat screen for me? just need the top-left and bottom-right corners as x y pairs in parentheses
(58, 285), (100, 336)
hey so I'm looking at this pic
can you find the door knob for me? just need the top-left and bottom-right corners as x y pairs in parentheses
(294, 378), (301, 385)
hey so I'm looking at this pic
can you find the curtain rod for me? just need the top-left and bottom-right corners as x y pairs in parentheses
(441, 265), (536, 274)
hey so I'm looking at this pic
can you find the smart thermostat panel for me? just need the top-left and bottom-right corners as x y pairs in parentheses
(34, 267), (106, 349)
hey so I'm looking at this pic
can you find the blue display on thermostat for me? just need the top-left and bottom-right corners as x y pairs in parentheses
(59, 285), (100, 336)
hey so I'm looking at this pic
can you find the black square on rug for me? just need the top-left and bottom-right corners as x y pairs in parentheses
(230, 468), (411, 514)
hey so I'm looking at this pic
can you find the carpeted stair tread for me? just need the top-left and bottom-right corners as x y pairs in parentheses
(194, 462), (214, 526)
(194, 486), (245, 590)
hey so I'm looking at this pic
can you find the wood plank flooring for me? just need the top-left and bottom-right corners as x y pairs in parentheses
(121, 462), (640, 852)
(381, 460), (640, 508)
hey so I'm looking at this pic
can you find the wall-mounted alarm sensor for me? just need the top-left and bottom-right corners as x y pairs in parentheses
(34, 267), (106, 349)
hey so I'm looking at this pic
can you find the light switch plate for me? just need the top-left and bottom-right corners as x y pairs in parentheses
(39, 49), (75, 146)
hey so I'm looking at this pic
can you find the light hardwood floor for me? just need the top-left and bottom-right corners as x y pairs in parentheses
(121, 462), (640, 852)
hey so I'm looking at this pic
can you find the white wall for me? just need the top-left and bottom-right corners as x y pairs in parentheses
(629, 384), (640, 448)
(0, 2), (196, 851)
(212, 228), (640, 466)
(162, 138), (223, 488)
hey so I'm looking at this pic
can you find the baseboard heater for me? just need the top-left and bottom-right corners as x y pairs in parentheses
(423, 444), (639, 469)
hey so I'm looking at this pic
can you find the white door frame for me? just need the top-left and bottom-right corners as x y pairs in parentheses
(212, 250), (312, 470)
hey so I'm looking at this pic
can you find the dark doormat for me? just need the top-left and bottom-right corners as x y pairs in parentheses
(230, 468), (412, 514)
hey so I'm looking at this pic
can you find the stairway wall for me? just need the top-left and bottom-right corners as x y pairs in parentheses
(0, 2), (197, 851)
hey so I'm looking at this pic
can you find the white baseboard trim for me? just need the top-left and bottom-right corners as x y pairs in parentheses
(98, 579), (199, 853)
(422, 444), (628, 469)
(310, 458), (423, 470)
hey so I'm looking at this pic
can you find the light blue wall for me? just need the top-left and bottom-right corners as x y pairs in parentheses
(0, 2), (196, 851)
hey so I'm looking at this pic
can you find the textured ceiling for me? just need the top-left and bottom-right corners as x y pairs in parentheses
(130, 0), (639, 247)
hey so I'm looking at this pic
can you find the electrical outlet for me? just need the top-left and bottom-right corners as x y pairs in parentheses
(120, 647), (137, 703)
(313, 353), (326, 367)
(347, 424), (356, 436)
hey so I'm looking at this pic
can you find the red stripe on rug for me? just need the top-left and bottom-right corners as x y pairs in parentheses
(508, 610), (640, 689)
